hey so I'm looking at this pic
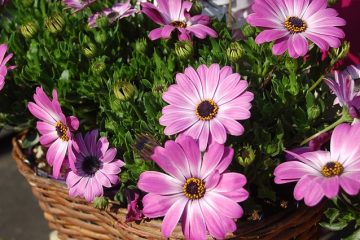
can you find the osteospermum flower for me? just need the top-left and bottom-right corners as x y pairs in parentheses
(66, 130), (125, 202)
(160, 64), (254, 151)
(63, 0), (95, 12)
(88, 2), (136, 28)
(325, 71), (360, 118)
(28, 87), (79, 178)
(274, 123), (360, 206)
(0, 43), (16, 91)
(141, 0), (218, 41)
(138, 135), (248, 239)
(247, 0), (346, 58)
(343, 64), (360, 80)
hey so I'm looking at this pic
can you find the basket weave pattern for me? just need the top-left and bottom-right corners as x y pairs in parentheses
(12, 137), (323, 240)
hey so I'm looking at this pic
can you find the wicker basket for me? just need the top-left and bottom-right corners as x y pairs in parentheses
(12, 137), (323, 240)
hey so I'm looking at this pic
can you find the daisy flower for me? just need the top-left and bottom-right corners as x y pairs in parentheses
(28, 87), (79, 178)
(0, 43), (16, 91)
(88, 2), (137, 28)
(66, 130), (125, 202)
(342, 64), (360, 80)
(325, 71), (360, 118)
(274, 123), (360, 206)
(63, 0), (95, 12)
(141, 0), (218, 41)
(160, 64), (254, 151)
(138, 135), (248, 239)
(247, 0), (346, 58)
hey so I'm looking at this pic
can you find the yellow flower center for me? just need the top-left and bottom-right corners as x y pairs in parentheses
(284, 16), (307, 33)
(321, 161), (344, 177)
(183, 177), (206, 200)
(171, 21), (187, 28)
(55, 121), (69, 141)
(196, 99), (218, 121)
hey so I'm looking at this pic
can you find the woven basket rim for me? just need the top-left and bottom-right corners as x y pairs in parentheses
(11, 135), (324, 239)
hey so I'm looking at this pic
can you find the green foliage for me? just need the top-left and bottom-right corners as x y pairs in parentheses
(0, 0), (351, 219)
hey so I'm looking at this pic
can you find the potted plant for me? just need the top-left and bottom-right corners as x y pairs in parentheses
(1, 0), (360, 239)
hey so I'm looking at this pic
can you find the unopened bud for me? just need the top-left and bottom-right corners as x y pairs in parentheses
(20, 21), (38, 39)
(82, 42), (97, 58)
(189, 0), (203, 15)
(120, 172), (130, 183)
(237, 144), (256, 167)
(94, 31), (107, 44)
(227, 42), (244, 62)
(113, 81), (136, 100)
(133, 133), (159, 161)
(135, 38), (147, 54)
(45, 14), (65, 34)
(175, 41), (193, 60)
(241, 23), (256, 38)
(93, 197), (109, 209)
(330, 41), (350, 62)
(327, 0), (338, 6)
(91, 60), (106, 74)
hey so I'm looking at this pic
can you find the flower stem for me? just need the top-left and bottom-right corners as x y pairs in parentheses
(308, 75), (324, 92)
(300, 109), (352, 146)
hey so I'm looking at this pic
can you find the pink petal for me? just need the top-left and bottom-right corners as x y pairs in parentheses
(340, 172), (360, 196)
(161, 197), (188, 238)
(161, 25), (175, 38)
(216, 147), (234, 174)
(204, 64), (220, 99)
(187, 200), (206, 240)
(101, 160), (124, 174)
(209, 119), (226, 144)
(66, 116), (79, 131)
(272, 37), (289, 55)
(100, 148), (117, 163)
(186, 24), (218, 39)
(198, 121), (210, 151)
(199, 200), (226, 239)
(255, 29), (288, 44)
(204, 192), (244, 219)
(274, 160), (319, 184)
(142, 193), (182, 218)
(84, 130), (98, 156)
(175, 135), (201, 178)
(317, 176), (339, 199)
(292, 34), (308, 57)
(141, 2), (166, 25)
(66, 171), (82, 188)
(201, 142), (224, 178)
(162, 140), (192, 178)
(138, 171), (183, 195)
(184, 66), (204, 100)
(214, 173), (247, 192)
(39, 132), (58, 146)
(97, 137), (109, 158)
(217, 117), (244, 136)
(148, 28), (163, 41)
(294, 175), (324, 206)
(95, 171), (112, 188)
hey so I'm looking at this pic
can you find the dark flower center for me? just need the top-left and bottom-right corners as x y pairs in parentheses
(284, 16), (307, 33)
(55, 121), (69, 141)
(321, 161), (344, 177)
(82, 156), (101, 175)
(183, 177), (205, 200)
(196, 99), (218, 121)
(171, 21), (187, 28)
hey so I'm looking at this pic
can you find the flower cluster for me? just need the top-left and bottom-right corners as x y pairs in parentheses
(2, 0), (360, 239)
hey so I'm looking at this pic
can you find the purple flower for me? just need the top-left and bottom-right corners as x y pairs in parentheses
(325, 71), (360, 118)
(0, 43), (15, 91)
(343, 64), (360, 80)
(88, 2), (137, 28)
(28, 87), (79, 178)
(247, 0), (346, 58)
(63, 0), (95, 12)
(160, 64), (254, 151)
(125, 189), (143, 222)
(138, 135), (248, 239)
(66, 130), (125, 202)
(275, 123), (360, 206)
(141, 0), (218, 41)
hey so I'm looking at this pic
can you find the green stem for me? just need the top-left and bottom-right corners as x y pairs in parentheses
(308, 75), (324, 92)
(300, 110), (352, 146)
(40, 0), (46, 17)
(235, 63), (240, 73)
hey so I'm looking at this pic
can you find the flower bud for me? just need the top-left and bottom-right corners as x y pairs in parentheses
(20, 21), (38, 39)
(175, 41), (193, 60)
(133, 133), (159, 161)
(96, 15), (109, 28)
(94, 31), (108, 44)
(329, 41), (350, 62)
(135, 38), (148, 54)
(237, 144), (256, 167)
(152, 82), (167, 97)
(327, 0), (338, 6)
(82, 42), (97, 58)
(189, 0), (203, 15)
(226, 42), (244, 62)
(91, 60), (106, 74)
(93, 196), (109, 209)
(241, 23), (256, 38)
(113, 81), (136, 101)
(120, 172), (130, 183)
(45, 14), (65, 34)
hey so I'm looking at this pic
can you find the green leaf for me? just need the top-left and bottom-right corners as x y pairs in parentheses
(319, 221), (348, 231)
(324, 208), (340, 224)
(21, 132), (39, 149)
(343, 229), (360, 240)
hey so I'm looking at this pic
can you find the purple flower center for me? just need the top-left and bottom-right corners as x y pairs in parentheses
(183, 177), (205, 199)
(171, 21), (187, 28)
(196, 99), (218, 121)
(82, 156), (101, 175)
(321, 161), (344, 177)
(284, 16), (307, 34)
(55, 121), (69, 141)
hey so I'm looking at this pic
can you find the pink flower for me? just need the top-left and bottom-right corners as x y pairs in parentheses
(141, 0), (218, 41)
(342, 64), (360, 80)
(138, 135), (248, 239)
(160, 64), (254, 151)
(247, 0), (346, 58)
(28, 87), (79, 178)
(125, 189), (143, 222)
(325, 71), (360, 118)
(0, 43), (15, 91)
(63, 0), (95, 12)
(66, 130), (125, 202)
(88, 2), (137, 28)
(274, 123), (360, 206)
